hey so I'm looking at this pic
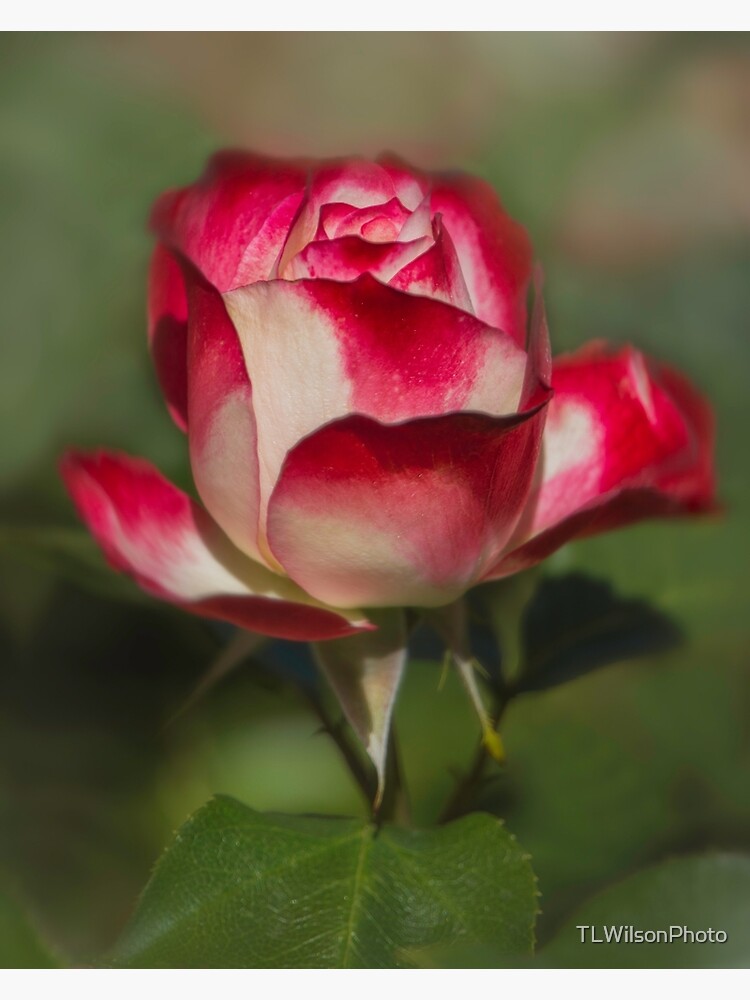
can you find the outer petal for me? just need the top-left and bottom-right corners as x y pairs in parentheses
(266, 405), (548, 610)
(522, 269), (553, 404)
(222, 275), (529, 535)
(486, 344), (716, 578)
(151, 150), (309, 291)
(147, 244), (189, 431)
(182, 264), (266, 566)
(60, 450), (372, 641)
(488, 487), (707, 579)
(431, 172), (532, 344)
(651, 362), (715, 508)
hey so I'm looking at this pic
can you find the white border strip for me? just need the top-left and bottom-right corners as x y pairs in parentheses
(2, 9), (750, 30)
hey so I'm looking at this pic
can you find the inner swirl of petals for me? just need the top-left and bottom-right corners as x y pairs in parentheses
(318, 198), (415, 243)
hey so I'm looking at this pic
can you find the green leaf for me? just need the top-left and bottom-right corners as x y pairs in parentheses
(108, 795), (538, 968)
(0, 887), (61, 968)
(515, 572), (682, 694)
(542, 854), (750, 968)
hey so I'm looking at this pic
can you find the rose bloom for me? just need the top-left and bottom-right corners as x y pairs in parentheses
(62, 152), (715, 644)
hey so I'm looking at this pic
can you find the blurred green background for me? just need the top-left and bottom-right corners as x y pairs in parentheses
(0, 32), (748, 966)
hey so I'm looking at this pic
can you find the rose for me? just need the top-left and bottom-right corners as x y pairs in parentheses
(62, 151), (716, 643)
(61, 151), (716, 788)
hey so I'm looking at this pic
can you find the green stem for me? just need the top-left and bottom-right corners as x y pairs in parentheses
(303, 689), (378, 811)
(438, 692), (511, 824)
(375, 726), (411, 827)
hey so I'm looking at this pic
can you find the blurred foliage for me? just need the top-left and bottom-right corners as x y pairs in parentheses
(541, 853), (750, 968)
(0, 886), (60, 968)
(510, 571), (683, 694)
(0, 32), (748, 967)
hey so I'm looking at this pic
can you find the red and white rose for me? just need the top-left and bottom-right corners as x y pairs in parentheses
(63, 150), (715, 636)
(61, 152), (715, 782)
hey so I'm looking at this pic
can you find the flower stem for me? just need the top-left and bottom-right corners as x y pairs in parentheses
(438, 693), (510, 824)
(375, 726), (411, 827)
(303, 689), (378, 810)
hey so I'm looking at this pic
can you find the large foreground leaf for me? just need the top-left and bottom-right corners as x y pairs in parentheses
(109, 796), (537, 968)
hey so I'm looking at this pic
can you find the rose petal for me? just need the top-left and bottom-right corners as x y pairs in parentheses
(151, 150), (309, 290)
(485, 343), (716, 579)
(282, 234), (433, 284)
(388, 217), (473, 313)
(651, 361), (715, 508)
(521, 271), (553, 406)
(183, 264), (267, 567)
(318, 198), (412, 242)
(267, 406), (548, 609)
(147, 244), (189, 431)
(60, 449), (372, 641)
(309, 159), (399, 209)
(278, 158), (402, 272)
(525, 344), (695, 535)
(376, 153), (430, 212)
(222, 275), (529, 538)
(396, 191), (433, 244)
(431, 172), (532, 344)
(487, 487), (709, 580)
